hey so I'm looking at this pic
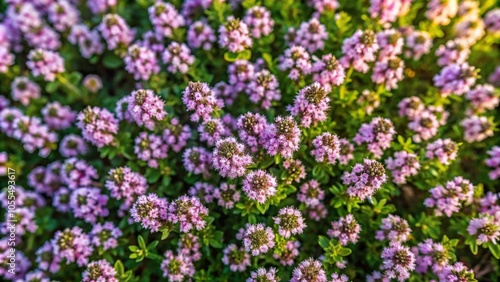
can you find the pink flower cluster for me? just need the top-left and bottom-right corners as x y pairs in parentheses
(424, 176), (475, 217)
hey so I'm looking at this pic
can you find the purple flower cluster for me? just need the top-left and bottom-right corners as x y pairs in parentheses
(27, 49), (65, 81)
(127, 89), (166, 130)
(288, 83), (330, 128)
(82, 260), (117, 282)
(105, 167), (148, 210)
(77, 106), (119, 148)
(124, 44), (159, 80)
(243, 6), (274, 38)
(385, 151), (420, 184)
(354, 117), (395, 158)
(425, 138), (458, 165)
(380, 243), (415, 281)
(182, 82), (223, 122)
(11, 77), (40, 106)
(148, 2), (185, 38)
(134, 132), (168, 168)
(486, 146), (500, 180)
(342, 159), (387, 201)
(433, 63), (477, 96)
(327, 214), (361, 245)
(162, 42), (195, 74)
(243, 223), (275, 256)
(213, 137), (253, 178)
(312, 54), (346, 92)
(376, 214), (411, 243)
(263, 116), (301, 158)
(273, 206), (306, 238)
(340, 30), (379, 73)
(311, 132), (340, 164)
(99, 14), (134, 51)
(218, 16), (253, 52)
(279, 46), (312, 80)
(424, 176), (475, 217)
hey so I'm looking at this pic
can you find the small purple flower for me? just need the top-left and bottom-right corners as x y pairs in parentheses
(433, 63), (477, 96)
(218, 16), (253, 52)
(50, 226), (93, 267)
(426, 0), (458, 25)
(70, 187), (109, 223)
(338, 138), (354, 165)
(36, 242), (60, 273)
(168, 195), (208, 232)
(160, 250), (195, 281)
(228, 59), (255, 93)
(53, 188), (71, 213)
(242, 169), (277, 204)
(82, 260), (118, 282)
(283, 159), (306, 184)
(424, 176), (475, 217)
(340, 30), (379, 73)
(291, 258), (327, 282)
(353, 117), (395, 158)
(237, 112), (268, 152)
(68, 24), (104, 58)
(460, 115), (493, 143)
(26, 49), (65, 81)
(381, 243), (415, 281)
(130, 194), (171, 232)
(288, 82), (330, 128)
(213, 137), (253, 178)
(327, 214), (361, 245)
(60, 134), (88, 157)
(198, 118), (228, 146)
(124, 44), (159, 80)
(163, 117), (191, 152)
(82, 74), (103, 93)
(404, 30), (432, 60)
(438, 262), (475, 282)
(263, 116), (301, 158)
(308, 0), (339, 13)
(342, 159), (387, 201)
(178, 233), (202, 261)
(127, 89), (166, 130)
(465, 84), (499, 113)
(371, 56), (405, 90)
(182, 81), (223, 122)
(468, 214), (500, 245)
(485, 8), (500, 35)
(60, 158), (98, 190)
(294, 18), (328, 53)
(105, 166), (148, 208)
(187, 20), (216, 50)
(486, 146), (500, 180)
(188, 182), (216, 204)
(1, 207), (37, 235)
(425, 138), (458, 165)
(376, 214), (411, 243)
(398, 96), (425, 119)
(413, 239), (449, 274)
(134, 132), (168, 168)
(99, 14), (134, 51)
(330, 273), (349, 282)
(247, 69), (281, 109)
(87, 0), (117, 14)
(274, 240), (300, 266)
(247, 267), (279, 282)
(243, 223), (275, 256)
(214, 182), (241, 209)
(77, 106), (119, 148)
(11, 77), (40, 106)
(90, 222), (122, 251)
(385, 151), (420, 184)
(312, 54), (346, 92)
(162, 42), (195, 74)
(370, 0), (409, 24)
(41, 101), (76, 130)
(222, 243), (251, 272)
(311, 132), (340, 164)
(297, 180), (325, 207)
(243, 6), (274, 39)
(148, 2), (185, 38)
(435, 39), (470, 66)
(47, 0), (80, 32)
(278, 46), (312, 80)
(183, 146), (212, 176)
(0, 46), (14, 73)
(213, 81), (236, 106)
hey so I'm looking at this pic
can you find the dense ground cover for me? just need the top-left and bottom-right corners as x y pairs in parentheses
(0, 0), (500, 281)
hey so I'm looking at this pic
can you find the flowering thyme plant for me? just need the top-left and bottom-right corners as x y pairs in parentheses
(0, 0), (500, 281)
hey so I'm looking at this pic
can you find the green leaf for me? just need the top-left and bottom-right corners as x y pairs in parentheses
(469, 241), (478, 255)
(45, 82), (59, 93)
(137, 235), (147, 250)
(223, 52), (239, 62)
(210, 239), (223, 248)
(161, 229), (171, 240)
(147, 240), (159, 250)
(488, 244), (500, 259)
(338, 247), (352, 256)
(114, 260), (125, 274)
(128, 245), (138, 252)
(318, 235), (330, 249)
(103, 54), (123, 69)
